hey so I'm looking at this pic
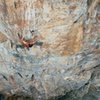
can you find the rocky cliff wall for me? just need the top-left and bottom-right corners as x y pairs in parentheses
(0, 0), (100, 100)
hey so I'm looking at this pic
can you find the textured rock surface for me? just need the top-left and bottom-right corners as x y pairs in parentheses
(0, 0), (100, 100)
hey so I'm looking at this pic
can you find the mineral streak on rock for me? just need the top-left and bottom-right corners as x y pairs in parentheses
(0, 0), (100, 100)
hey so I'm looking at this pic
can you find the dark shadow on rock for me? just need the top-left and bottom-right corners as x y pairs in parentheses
(0, 94), (4, 100)
(34, 41), (43, 46)
(29, 86), (40, 100)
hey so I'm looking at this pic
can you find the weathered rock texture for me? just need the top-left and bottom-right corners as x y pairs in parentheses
(0, 0), (100, 100)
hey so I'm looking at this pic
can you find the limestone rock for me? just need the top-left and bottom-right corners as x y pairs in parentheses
(0, 32), (8, 43)
(0, 0), (100, 100)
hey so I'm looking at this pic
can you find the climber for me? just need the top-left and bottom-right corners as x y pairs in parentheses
(18, 32), (43, 50)
(18, 33), (37, 49)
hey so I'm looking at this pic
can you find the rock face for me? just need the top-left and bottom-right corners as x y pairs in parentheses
(0, 0), (100, 100)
